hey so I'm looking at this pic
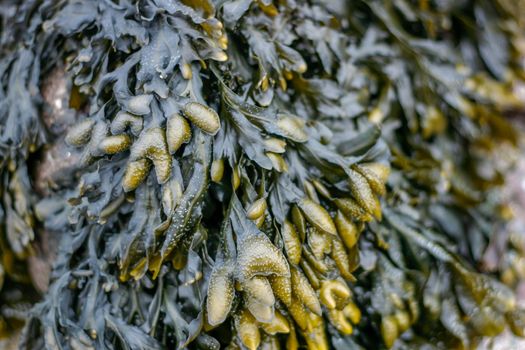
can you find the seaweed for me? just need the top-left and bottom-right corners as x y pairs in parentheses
(0, 0), (524, 349)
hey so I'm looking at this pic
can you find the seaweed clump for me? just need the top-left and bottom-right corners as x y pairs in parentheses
(0, 0), (525, 349)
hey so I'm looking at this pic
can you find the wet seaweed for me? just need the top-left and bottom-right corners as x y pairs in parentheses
(0, 0), (524, 349)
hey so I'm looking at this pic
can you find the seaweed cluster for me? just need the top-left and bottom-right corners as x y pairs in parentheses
(1, 0), (525, 349)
